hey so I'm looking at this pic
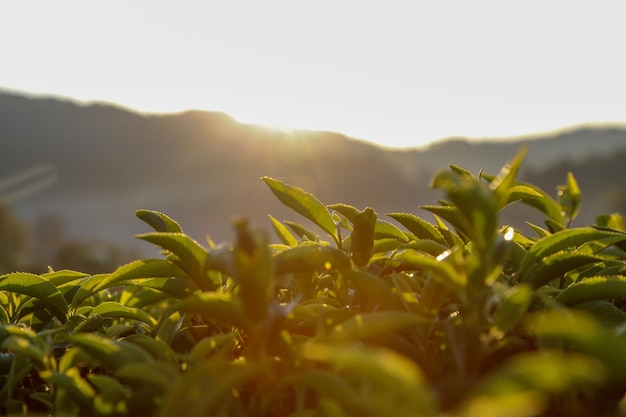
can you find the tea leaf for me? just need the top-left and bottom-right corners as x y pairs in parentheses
(518, 228), (626, 276)
(178, 292), (246, 329)
(40, 369), (95, 411)
(555, 275), (626, 306)
(387, 212), (447, 245)
(489, 146), (528, 207)
(531, 310), (626, 380)
(284, 220), (319, 242)
(327, 203), (360, 221)
(233, 220), (273, 323)
(136, 233), (215, 291)
(115, 361), (180, 390)
(94, 259), (188, 293)
(155, 310), (185, 346)
(1, 335), (45, 368)
(0, 272), (68, 323)
(263, 176), (338, 244)
(68, 333), (153, 371)
(88, 301), (157, 327)
(327, 311), (428, 343)
(351, 208), (376, 267)
(374, 219), (409, 242)
(134, 277), (194, 299)
(522, 252), (604, 288)
(274, 244), (351, 275)
(268, 215), (298, 246)
(342, 269), (401, 311)
(42, 270), (89, 287)
(558, 172), (581, 223)
(501, 185), (542, 208)
(136, 209), (183, 233)
(393, 249), (464, 287)
(493, 285), (532, 332)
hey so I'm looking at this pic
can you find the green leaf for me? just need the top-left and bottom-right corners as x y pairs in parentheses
(518, 227), (626, 277)
(178, 292), (246, 329)
(284, 220), (319, 242)
(556, 275), (626, 306)
(351, 208), (376, 267)
(327, 203), (360, 222)
(558, 172), (581, 223)
(70, 274), (107, 309)
(342, 270), (401, 311)
(115, 361), (180, 390)
(374, 219), (409, 242)
(574, 300), (626, 328)
(42, 270), (89, 287)
(299, 344), (433, 416)
(1, 335), (45, 368)
(473, 350), (604, 396)
(136, 233), (215, 291)
(501, 185), (543, 209)
(399, 239), (449, 257)
(155, 310), (185, 346)
(489, 146), (528, 208)
(40, 369), (95, 412)
(531, 310), (626, 380)
(68, 333), (153, 371)
(522, 252), (604, 288)
(420, 205), (470, 241)
(327, 311), (428, 343)
(525, 186), (566, 224)
(429, 169), (498, 252)
(262, 176), (338, 244)
(596, 213), (625, 231)
(94, 259), (189, 293)
(387, 213), (446, 245)
(159, 361), (267, 417)
(274, 244), (351, 275)
(88, 301), (157, 327)
(492, 285), (532, 332)
(232, 220), (273, 324)
(0, 273), (68, 323)
(134, 277), (194, 299)
(393, 249), (464, 287)
(268, 215), (298, 246)
(136, 209), (183, 233)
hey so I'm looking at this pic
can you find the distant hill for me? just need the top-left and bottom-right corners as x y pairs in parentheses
(1, 91), (625, 254)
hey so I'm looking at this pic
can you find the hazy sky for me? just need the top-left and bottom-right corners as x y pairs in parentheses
(3, 1), (625, 148)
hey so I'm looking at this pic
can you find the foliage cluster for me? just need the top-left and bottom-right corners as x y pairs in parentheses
(2, 147), (626, 416)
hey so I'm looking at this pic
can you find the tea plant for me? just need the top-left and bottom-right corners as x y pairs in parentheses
(2, 147), (626, 416)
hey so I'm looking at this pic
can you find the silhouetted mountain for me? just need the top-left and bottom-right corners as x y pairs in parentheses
(1, 91), (625, 254)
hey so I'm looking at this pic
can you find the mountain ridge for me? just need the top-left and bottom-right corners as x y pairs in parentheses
(1, 91), (625, 251)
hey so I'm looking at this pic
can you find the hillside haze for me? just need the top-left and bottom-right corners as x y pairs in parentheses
(1, 92), (625, 253)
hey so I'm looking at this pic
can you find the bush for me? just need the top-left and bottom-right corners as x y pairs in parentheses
(2, 147), (626, 416)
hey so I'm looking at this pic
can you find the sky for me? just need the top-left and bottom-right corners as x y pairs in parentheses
(2, 1), (626, 149)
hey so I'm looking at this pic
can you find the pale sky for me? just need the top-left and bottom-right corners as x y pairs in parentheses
(2, 1), (625, 149)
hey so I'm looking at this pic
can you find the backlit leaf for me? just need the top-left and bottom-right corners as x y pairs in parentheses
(268, 215), (298, 246)
(136, 233), (215, 291)
(522, 252), (604, 288)
(555, 275), (626, 306)
(274, 244), (351, 275)
(88, 301), (157, 327)
(351, 208), (376, 267)
(0, 273), (68, 323)
(136, 209), (183, 233)
(387, 212), (446, 245)
(327, 311), (429, 343)
(518, 227), (626, 276)
(263, 176), (338, 244)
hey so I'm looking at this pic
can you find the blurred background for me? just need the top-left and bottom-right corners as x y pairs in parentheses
(1, 1), (625, 273)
